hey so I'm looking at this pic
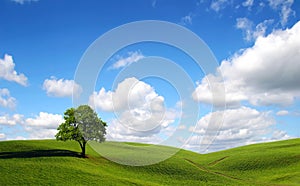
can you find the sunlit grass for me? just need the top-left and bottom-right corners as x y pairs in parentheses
(0, 138), (299, 185)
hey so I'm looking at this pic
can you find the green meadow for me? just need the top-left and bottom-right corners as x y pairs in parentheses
(0, 138), (299, 185)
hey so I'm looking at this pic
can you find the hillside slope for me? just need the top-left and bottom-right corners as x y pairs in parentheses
(0, 139), (299, 185)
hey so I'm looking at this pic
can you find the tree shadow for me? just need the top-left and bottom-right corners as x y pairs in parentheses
(0, 149), (81, 159)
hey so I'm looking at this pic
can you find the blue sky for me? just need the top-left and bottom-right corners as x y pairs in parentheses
(0, 0), (300, 153)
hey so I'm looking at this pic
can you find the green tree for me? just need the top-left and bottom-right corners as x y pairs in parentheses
(55, 105), (106, 157)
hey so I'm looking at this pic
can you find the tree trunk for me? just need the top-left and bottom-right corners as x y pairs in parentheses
(78, 141), (87, 158)
(81, 141), (86, 157)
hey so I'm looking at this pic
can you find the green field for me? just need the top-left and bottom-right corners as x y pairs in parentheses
(0, 138), (299, 185)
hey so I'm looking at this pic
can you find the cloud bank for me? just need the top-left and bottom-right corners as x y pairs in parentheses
(193, 21), (300, 107)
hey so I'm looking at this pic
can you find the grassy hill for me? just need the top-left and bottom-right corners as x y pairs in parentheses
(0, 139), (299, 185)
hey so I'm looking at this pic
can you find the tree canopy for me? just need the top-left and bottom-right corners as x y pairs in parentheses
(55, 105), (106, 157)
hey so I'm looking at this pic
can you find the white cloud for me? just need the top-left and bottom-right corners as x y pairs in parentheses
(184, 107), (289, 152)
(236, 17), (253, 29)
(24, 112), (63, 139)
(210, 0), (230, 12)
(181, 14), (193, 25)
(0, 133), (5, 139)
(271, 130), (290, 140)
(7, 136), (26, 140)
(90, 77), (164, 113)
(43, 77), (82, 98)
(236, 17), (254, 41)
(0, 88), (16, 109)
(0, 54), (28, 86)
(242, 0), (254, 9)
(90, 77), (180, 142)
(27, 128), (59, 139)
(276, 110), (289, 116)
(0, 112), (63, 140)
(197, 107), (274, 135)
(25, 112), (63, 128)
(89, 88), (114, 112)
(192, 74), (246, 108)
(0, 114), (23, 125)
(268, 0), (295, 26)
(193, 21), (300, 107)
(236, 18), (274, 41)
(106, 111), (178, 144)
(107, 108), (178, 139)
(11, 0), (39, 4)
(111, 51), (144, 69)
(106, 119), (164, 143)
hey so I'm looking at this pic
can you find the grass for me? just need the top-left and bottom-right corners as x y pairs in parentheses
(0, 138), (299, 185)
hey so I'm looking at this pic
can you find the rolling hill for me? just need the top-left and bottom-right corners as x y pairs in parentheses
(0, 138), (299, 185)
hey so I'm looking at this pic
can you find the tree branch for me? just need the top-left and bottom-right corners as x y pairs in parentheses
(78, 141), (83, 149)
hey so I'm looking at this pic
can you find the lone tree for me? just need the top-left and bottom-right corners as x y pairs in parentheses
(56, 105), (106, 157)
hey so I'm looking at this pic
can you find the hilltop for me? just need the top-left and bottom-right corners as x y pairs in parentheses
(0, 138), (299, 185)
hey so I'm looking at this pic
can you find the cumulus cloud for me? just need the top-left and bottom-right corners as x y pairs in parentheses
(43, 77), (82, 98)
(111, 51), (144, 69)
(193, 21), (300, 107)
(0, 54), (28, 86)
(0, 114), (23, 125)
(0, 88), (16, 109)
(90, 77), (164, 112)
(106, 108), (178, 142)
(89, 88), (114, 112)
(106, 119), (164, 143)
(90, 77), (180, 142)
(0, 112), (63, 140)
(184, 107), (288, 152)
(24, 112), (64, 139)
(25, 112), (63, 128)
(192, 74), (245, 108)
